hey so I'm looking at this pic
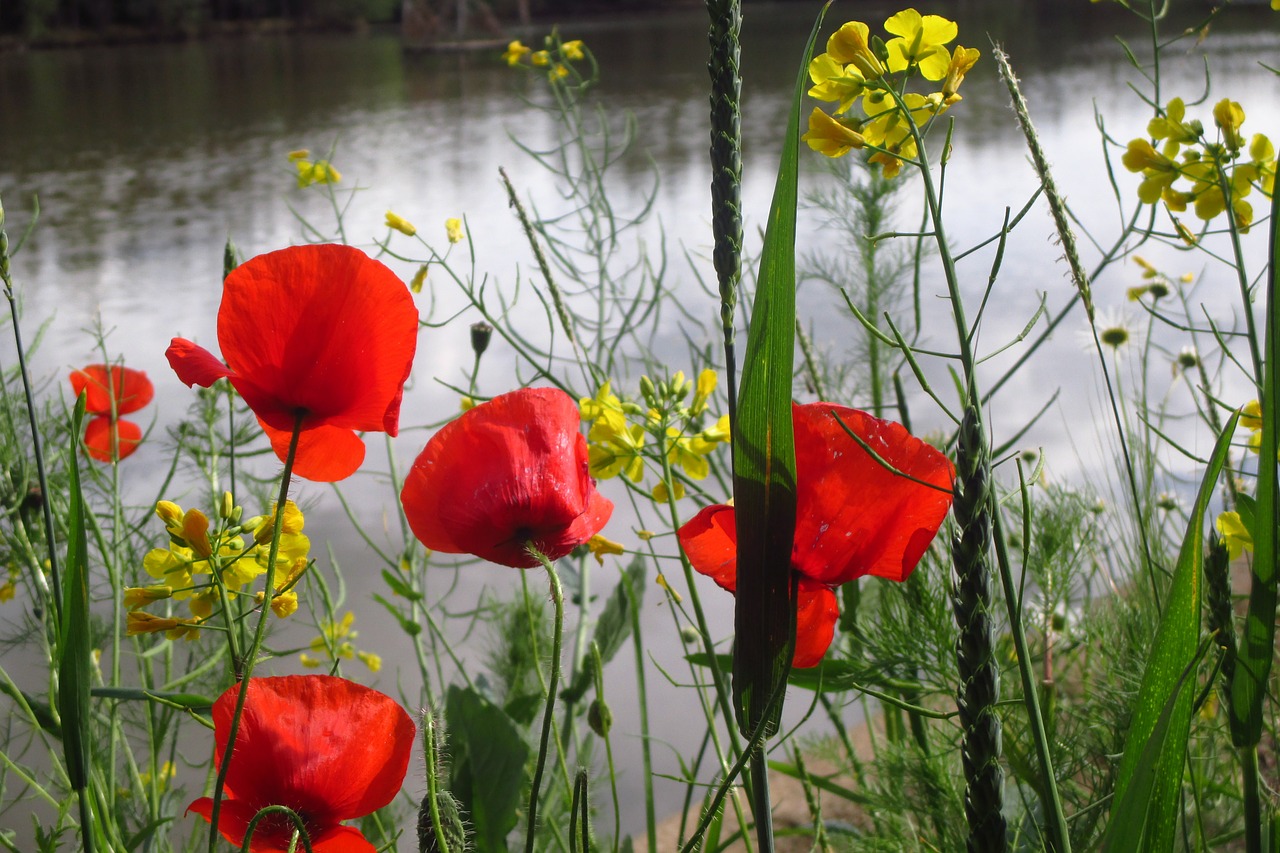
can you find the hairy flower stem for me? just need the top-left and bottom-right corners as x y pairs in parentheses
(706, 0), (743, 432)
(524, 546), (565, 853)
(207, 411), (303, 853)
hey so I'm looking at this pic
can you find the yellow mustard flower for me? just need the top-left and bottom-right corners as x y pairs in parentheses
(139, 761), (177, 789)
(125, 611), (201, 641)
(826, 21), (885, 80)
(561, 39), (585, 61)
(655, 572), (683, 603)
(460, 395), (476, 411)
(181, 509), (213, 559)
(1147, 98), (1201, 158)
(807, 53), (867, 115)
(883, 9), (957, 81)
(531, 50), (551, 67)
(580, 381), (624, 421)
(295, 158), (341, 188)
(690, 369), (717, 415)
(586, 534), (626, 564)
(286, 149), (310, 162)
(410, 264), (428, 294)
(1215, 511), (1252, 560)
(155, 500), (184, 536)
(802, 108), (865, 158)
(550, 63), (570, 80)
(588, 409), (646, 482)
(1247, 133), (1276, 195)
(385, 211), (417, 237)
(941, 45), (981, 104)
(651, 480), (686, 503)
(502, 40), (531, 66)
(1213, 98), (1246, 153)
(123, 585), (172, 609)
(446, 217), (465, 244)
(1240, 399), (1263, 432)
(0, 582), (14, 603)
(357, 651), (382, 672)
(1121, 139), (1180, 204)
(144, 547), (195, 598)
(188, 590), (218, 621)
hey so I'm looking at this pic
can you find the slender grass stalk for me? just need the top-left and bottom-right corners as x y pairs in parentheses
(621, 566), (657, 853)
(207, 411), (304, 853)
(524, 545), (566, 853)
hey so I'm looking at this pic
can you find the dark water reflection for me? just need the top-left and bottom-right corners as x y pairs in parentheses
(0, 2), (1277, 842)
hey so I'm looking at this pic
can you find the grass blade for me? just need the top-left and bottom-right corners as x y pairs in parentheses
(1102, 408), (1240, 852)
(730, 0), (828, 738)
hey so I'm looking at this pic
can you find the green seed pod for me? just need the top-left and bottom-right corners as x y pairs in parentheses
(417, 790), (468, 853)
(588, 697), (612, 737)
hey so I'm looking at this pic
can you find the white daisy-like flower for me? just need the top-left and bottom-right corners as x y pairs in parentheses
(1081, 308), (1143, 353)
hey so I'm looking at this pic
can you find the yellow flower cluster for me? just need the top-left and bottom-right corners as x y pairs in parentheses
(802, 9), (979, 177)
(501, 35), (587, 83)
(1122, 97), (1276, 233)
(287, 149), (342, 188)
(579, 369), (730, 503)
(1125, 255), (1192, 302)
(299, 611), (382, 672)
(125, 496), (311, 639)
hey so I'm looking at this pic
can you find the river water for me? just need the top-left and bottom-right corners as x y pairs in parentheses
(0, 1), (1277, 843)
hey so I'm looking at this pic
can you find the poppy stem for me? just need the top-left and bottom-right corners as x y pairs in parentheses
(524, 544), (564, 853)
(207, 411), (305, 853)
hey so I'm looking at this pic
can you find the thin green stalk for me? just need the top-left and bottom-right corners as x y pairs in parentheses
(0, 199), (61, 627)
(524, 545), (565, 853)
(207, 411), (304, 853)
(621, 565), (657, 853)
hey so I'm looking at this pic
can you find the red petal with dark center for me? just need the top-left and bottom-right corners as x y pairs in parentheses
(69, 364), (154, 415)
(400, 387), (614, 568)
(195, 675), (414, 840)
(791, 403), (953, 585)
(83, 416), (142, 462)
(215, 245), (417, 436)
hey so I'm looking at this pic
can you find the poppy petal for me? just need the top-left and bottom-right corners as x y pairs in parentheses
(70, 364), (154, 415)
(166, 339), (234, 388)
(675, 503), (738, 592)
(215, 245), (418, 435)
(793, 579), (839, 668)
(187, 798), (375, 853)
(260, 419), (366, 483)
(83, 416), (143, 462)
(401, 387), (613, 568)
(209, 676), (415, 826)
(791, 403), (953, 585)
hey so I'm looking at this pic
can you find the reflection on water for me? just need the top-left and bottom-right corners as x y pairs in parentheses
(0, 2), (1277, 841)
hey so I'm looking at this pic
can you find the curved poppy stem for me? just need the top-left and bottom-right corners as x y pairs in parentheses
(524, 544), (564, 853)
(238, 805), (315, 853)
(207, 411), (304, 853)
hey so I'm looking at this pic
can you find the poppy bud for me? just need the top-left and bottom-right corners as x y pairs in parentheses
(470, 322), (493, 357)
(588, 698), (612, 737)
(417, 790), (468, 853)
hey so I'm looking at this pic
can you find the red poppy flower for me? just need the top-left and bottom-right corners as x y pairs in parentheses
(187, 674), (415, 853)
(69, 364), (154, 462)
(400, 387), (614, 568)
(677, 402), (954, 667)
(166, 244), (418, 482)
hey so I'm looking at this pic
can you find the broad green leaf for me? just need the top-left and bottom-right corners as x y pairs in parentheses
(563, 556), (645, 703)
(1103, 410), (1239, 852)
(1230, 181), (1280, 747)
(445, 684), (529, 853)
(57, 395), (91, 792)
(730, 3), (828, 736)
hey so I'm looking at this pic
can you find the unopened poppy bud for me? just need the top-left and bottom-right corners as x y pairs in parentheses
(470, 322), (493, 357)
(417, 790), (467, 853)
(588, 698), (612, 737)
(680, 625), (700, 645)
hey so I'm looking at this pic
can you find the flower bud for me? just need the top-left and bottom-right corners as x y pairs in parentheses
(638, 375), (658, 408)
(470, 322), (493, 357)
(588, 698), (612, 737)
(417, 790), (467, 853)
(219, 491), (235, 521)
